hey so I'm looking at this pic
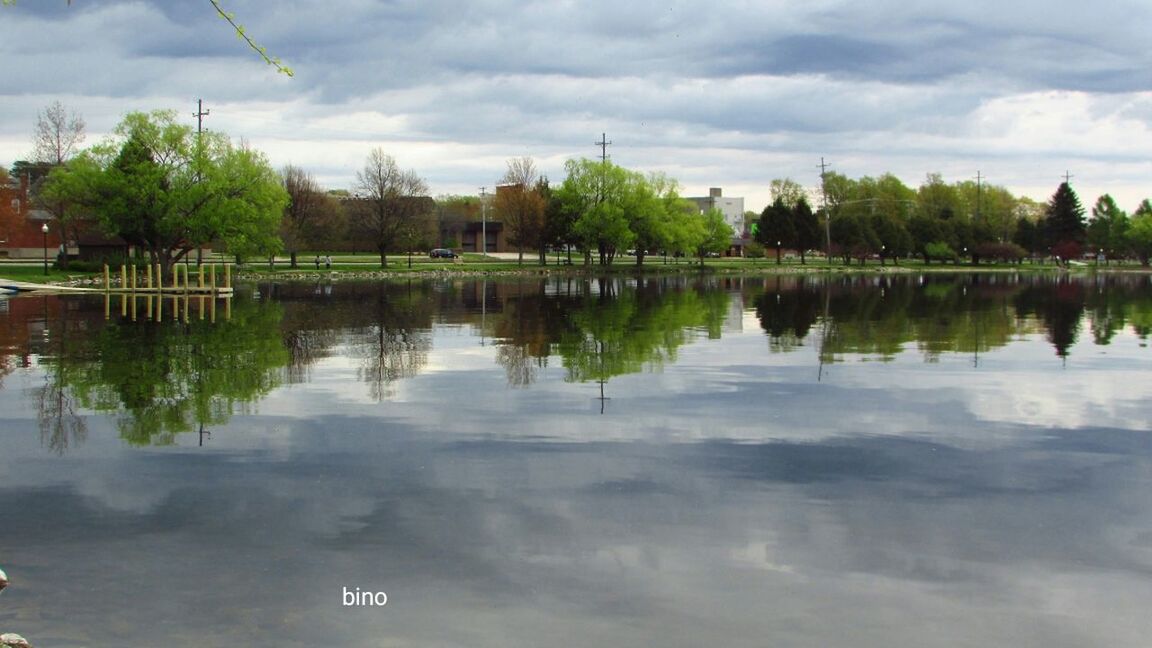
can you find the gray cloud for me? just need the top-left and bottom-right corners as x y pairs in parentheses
(3, 0), (1152, 210)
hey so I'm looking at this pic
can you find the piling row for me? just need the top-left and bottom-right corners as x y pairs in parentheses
(101, 263), (232, 295)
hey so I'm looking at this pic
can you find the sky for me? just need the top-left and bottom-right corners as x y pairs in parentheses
(1, 0), (1151, 213)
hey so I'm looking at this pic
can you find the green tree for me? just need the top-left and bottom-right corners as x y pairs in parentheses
(791, 198), (821, 265)
(694, 208), (732, 264)
(1127, 200), (1152, 266)
(43, 110), (287, 274)
(1042, 182), (1087, 261)
(756, 197), (795, 264)
(1087, 194), (1129, 261)
(869, 212), (913, 264)
(768, 177), (809, 208)
(557, 158), (635, 265)
(830, 212), (879, 264)
(1013, 217), (1043, 260)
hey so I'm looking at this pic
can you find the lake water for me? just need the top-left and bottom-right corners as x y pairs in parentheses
(1, 273), (1151, 647)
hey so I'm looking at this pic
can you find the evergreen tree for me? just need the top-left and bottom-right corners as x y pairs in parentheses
(1043, 182), (1087, 256)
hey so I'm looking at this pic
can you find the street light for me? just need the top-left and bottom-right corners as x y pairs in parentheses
(41, 223), (49, 275)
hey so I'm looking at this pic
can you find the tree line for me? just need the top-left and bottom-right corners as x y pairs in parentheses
(754, 173), (1152, 266)
(9, 104), (1152, 272)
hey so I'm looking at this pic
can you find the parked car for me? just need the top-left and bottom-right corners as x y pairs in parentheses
(429, 248), (458, 259)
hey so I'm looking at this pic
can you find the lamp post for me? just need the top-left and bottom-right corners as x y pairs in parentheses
(41, 223), (49, 275)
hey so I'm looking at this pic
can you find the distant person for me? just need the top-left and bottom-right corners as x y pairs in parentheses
(314, 255), (320, 270)
(325, 255), (332, 270)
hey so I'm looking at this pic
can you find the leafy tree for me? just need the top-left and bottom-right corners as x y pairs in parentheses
(42, 110), (287, 274)
(1087, 194), (1129, 261)
(791, 198), (821, 265)
(557, 158), (635, 264)
(1013, 217), (1043, 260)
(634, 172), (694, 267)
(917, 173), (961, 221)
(537, 177), (578, 264)
(694, 208), (732, 264)
(768, 178), (809, 208)
(352, 148), (431, 268)
(830, 212), (879, 264)
(756, 197), (795, 264)
(1128, 200), (1152, 266)
(869, 212), (913, 264)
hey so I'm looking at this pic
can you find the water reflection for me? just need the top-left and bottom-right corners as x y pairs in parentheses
(2, 274), (1151, 453)
(2, 274), (1152, 647)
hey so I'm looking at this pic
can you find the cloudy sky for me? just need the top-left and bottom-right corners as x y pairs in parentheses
(2, 0), (1151, 212)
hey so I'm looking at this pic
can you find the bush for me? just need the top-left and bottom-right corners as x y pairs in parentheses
(924, 241), (957, 262)
(972, 242), (1027, 264)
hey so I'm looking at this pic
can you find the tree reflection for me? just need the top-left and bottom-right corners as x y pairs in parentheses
(752, 274), (1151, 361)
(488, 277), (731, 388)
(26, 293), (289, 446)
(268, 281), (434, 401)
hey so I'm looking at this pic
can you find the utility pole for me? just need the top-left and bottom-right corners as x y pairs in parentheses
(819, 157), (832, 266)
(594, 133), (612, 163)
(1062, 171), (1074, 185)
(479, 186), (488, 256)
(193, 99), (210, 137)
(192, 99), (210, 266)
(974, 170), (983, 223)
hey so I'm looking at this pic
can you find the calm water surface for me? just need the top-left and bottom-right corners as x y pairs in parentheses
(1, 273), (1151, 647)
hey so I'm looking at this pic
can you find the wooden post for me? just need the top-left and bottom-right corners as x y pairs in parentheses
(155, 264), (163, 292)
(131, 295), (138, 321)
(103, 264), (110, 291)
(103, 292), (110, 320)
(131, 265), (138, 292)
(120, 265), (127, 291)
(157, 293), (163, 321)
(209, 264), (217, 293)
(224, 263), (231, 290)
(146, 264), (153, 291)
(198, 265), (205, 290)
(225, 296), (232, 321)
(146, 294), (154, 320)
(120, 294), (127, 318)
(210, 294), (216, 323)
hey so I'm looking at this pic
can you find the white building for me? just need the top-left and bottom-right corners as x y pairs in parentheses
(687, 187), (745, 237)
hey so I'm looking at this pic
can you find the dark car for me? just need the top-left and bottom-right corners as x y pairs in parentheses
(429, 248), (458, 259)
